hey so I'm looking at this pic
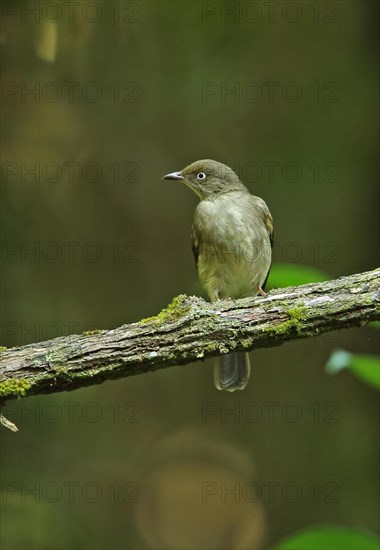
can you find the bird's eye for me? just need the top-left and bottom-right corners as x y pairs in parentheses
(197, 172), (206, 180)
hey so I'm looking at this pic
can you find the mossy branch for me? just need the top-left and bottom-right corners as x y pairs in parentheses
(0, 268), (379, 405)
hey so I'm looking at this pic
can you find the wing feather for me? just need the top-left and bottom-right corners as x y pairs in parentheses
(191, 224), (199, 269)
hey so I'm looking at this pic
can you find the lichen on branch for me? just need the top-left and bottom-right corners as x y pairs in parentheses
(0, 268), (379, 404)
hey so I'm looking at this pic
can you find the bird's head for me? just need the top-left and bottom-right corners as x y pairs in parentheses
(162, 159), (244, 200)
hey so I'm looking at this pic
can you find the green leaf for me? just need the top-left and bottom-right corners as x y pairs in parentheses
(273, 526), (379, 550)
(326, 349), (380, 389)
(266, 264), (330, 289)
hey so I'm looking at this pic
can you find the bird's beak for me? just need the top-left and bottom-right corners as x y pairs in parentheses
(162, 171), (184, 181)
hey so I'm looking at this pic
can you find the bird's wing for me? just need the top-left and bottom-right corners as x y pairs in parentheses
(250, 196), (274, 290)
(262, 208), (274, 290)
(250, 195), (274, 246)
(263, 208), (274, 248)
(191, 224), (199, 269)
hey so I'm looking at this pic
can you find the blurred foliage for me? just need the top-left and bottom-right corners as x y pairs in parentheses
(274, 526), (379, 550)
(326, 349), (380, 389)
(266, 263), (330, 289)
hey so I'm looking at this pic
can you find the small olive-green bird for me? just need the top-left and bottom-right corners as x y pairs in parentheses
(163, 160), (274, 391)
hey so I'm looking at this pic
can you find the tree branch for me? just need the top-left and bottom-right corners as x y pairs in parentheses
(1, 268), (379, 404)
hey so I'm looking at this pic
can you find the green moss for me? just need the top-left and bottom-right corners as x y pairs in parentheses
(265, 305), (307, 336)
(0, 379), (31, 398)
(139, 294), (190, 325)
(241, 338), (253, 348)
(0, 346), (7, 352)
(45, 349), (68, 371)
(53, 366), (70, 377)
(82, 329), (102, 336)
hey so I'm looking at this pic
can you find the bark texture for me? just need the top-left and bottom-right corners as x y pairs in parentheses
(0, 268), (379, 404)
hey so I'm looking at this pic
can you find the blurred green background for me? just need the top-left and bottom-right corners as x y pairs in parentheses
(1, 1), (379, 549)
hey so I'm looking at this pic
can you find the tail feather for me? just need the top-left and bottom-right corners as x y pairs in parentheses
(214, 352), (251, 392)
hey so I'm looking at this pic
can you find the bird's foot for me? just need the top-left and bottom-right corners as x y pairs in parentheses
(258, 288), (267, 297)
(211, 291), (221, 302)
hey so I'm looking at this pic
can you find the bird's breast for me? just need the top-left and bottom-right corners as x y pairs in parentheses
(193, 195), (271, 299)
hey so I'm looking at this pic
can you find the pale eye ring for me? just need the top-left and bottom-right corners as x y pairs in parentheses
(197, 172), (206, 180)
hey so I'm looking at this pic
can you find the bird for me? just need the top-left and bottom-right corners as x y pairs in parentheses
(163, 160), (273, 391)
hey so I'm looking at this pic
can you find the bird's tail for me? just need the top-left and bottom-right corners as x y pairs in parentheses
(214, 352), (251, 392)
